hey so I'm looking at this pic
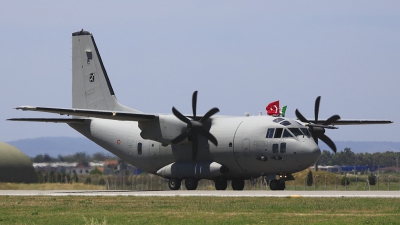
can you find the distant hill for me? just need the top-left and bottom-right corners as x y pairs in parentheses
(7, 137), (109, 157)
(6, 137), (400, 157)
(316, 141), (400, 153)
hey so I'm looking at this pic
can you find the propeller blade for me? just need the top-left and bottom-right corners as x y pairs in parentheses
(319, 134), (337, 153)
(322, 115), (341, 125)
(200, 107), (220, 122)
(172, 107), (191, 124)
(172, 91), (219, 161)
(171, 131), (189, 144)
(308, 124), (338, 129)
(191, 135), (198, 161)
(295, 109), (309, 123)
(315, 96), (321, 122)
(198, 130), (218, 146)
(192, 91), (198, 120)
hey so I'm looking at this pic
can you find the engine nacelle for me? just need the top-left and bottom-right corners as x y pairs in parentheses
(139, 115), (188, 145)
(156, 161), (229, 179)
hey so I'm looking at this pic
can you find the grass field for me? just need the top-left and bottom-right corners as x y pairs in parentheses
(0, 196), (399, 224)
(0, 183), (105, 190)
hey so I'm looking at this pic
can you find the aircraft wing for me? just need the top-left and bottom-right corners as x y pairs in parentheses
(11, 106), (157, 122)
(311, 119), (393, 125)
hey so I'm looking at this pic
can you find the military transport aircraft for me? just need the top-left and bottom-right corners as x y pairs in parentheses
(9, 30), (392, 191)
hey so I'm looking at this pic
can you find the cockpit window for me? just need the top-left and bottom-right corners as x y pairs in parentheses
(282, 129), (293, 138)
(300, 128), (311, 137)
(274, 128), (283, 138)
(273, 118), (285, 123)
(266, 128), (274, 138)
(289, 128), (303, 137)
(280, 120), (291, 126)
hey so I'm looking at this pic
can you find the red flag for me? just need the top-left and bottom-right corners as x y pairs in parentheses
(266, 101), (280, 116)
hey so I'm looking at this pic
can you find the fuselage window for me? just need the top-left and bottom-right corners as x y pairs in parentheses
(274, 128), (283, 138)
(280, 121), (291, 126)
(266, 128), (275, 138)
(289, 128), (303, 137)
(137, 142), (142, 155)
(273, 118), (285, 123)
(280, 143), (286, 153)
(282, 129), (294, 138)
(272, 144), (279, 154)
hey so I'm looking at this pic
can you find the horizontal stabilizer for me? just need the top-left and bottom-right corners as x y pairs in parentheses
(7, 118), (86, 123)
(14, 106), (157, 122)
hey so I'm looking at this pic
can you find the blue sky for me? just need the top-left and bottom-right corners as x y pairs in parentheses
(1, 1), (399, 142)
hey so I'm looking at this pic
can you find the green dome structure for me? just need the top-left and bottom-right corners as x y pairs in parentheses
(0, 142), (37, 183)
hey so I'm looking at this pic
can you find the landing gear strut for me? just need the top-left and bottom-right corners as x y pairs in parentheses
(269, 179), (285, 191)
(168, 178), (182, 190)
(185, 178), (198, 190)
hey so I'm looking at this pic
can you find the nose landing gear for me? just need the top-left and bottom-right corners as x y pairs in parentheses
(231, 179), (245, 190)
(269, 179), (286, 190)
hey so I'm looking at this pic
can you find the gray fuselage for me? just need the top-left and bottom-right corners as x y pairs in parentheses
(70, 115), (321, 180)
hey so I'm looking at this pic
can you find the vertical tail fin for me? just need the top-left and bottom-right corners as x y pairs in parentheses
(72, 30), (139, 112)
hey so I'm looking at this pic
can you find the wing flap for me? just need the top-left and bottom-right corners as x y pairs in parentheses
(14, 106), (157, 122)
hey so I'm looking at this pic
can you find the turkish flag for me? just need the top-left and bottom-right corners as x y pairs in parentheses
(266, 101), (280, 115)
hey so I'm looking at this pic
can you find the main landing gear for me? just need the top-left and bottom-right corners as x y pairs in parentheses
(168, 178), (181, 190)
(269, 179), (286, 190)
(168, 178), (198, 190)
(185, 178), (198, 190)
(168, 178), (246, 191)
(214, 178), (227, 190)
(214, 178), (244, 190)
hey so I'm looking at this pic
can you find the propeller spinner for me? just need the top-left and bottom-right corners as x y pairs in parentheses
(171, 91), (219, 161)
(295, 96), (340, 153)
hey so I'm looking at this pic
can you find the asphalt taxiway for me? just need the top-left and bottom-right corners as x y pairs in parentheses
(0, 190), (399, 198)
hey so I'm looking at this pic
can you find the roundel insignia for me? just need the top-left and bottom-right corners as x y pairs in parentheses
(117, 139), (121, 145)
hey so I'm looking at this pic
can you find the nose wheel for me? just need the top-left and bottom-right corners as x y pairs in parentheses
(270, 179), (285, 190)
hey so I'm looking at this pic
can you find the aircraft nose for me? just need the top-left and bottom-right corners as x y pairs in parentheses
(298, 140), (321, 165)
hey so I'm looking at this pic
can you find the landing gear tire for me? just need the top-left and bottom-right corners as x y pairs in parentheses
(168, 178), (181, 190)
(185, 178), (198, 190)
(232, 179), (245, 191)
(270, 179), (285, 190)
(279, 181), (286, 190)
(215, 178), (227, 190)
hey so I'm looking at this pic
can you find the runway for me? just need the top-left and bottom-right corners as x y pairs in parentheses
(1, 190), (400, 197)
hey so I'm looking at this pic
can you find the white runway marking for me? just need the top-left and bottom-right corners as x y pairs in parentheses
(1, 190), (400, 198)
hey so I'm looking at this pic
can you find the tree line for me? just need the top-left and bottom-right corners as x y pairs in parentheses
(318, 148), (400, 167)
(31, 148), (400, 168)
(31, 152), (118, 163)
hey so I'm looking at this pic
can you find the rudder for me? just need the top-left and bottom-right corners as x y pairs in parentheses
(72, 30), (138, 112)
